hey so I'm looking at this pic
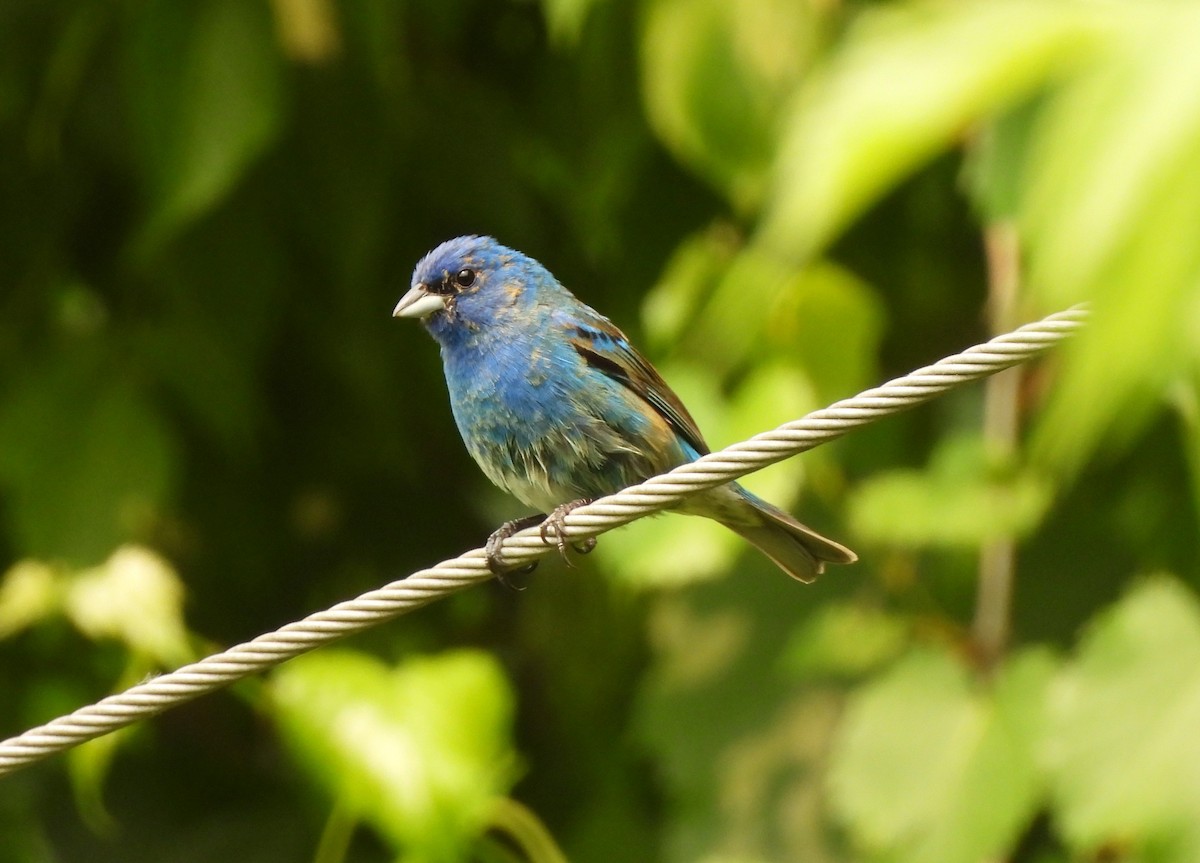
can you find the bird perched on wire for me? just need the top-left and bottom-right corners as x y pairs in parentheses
(393, 235), (856, 583)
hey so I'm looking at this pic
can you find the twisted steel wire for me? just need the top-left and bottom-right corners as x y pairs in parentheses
(0, 304), (1088, 777)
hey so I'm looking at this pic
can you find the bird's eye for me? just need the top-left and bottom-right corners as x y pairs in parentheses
(454, 268), (476, 288)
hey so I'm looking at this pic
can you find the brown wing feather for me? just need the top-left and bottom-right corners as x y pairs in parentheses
(565, 317), (709, 457)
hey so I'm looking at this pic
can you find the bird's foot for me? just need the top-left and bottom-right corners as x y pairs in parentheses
(485, 514), (545, 589)
(539, 499), (596, 565)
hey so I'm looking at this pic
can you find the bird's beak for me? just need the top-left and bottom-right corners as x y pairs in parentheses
(392, 284), (447, 319)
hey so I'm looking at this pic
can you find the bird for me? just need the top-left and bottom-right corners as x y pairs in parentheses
(393, 235), (856, 583)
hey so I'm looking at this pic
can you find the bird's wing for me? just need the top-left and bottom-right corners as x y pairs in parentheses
(564, 313), (710, 457)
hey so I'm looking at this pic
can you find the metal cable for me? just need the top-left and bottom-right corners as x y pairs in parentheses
(0, 304), (1089, 777)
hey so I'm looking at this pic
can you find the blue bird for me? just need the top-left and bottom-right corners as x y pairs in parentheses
(394, 236), (856, 582)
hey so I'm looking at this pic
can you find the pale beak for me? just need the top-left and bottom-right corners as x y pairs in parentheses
(392, 285), (447, 319)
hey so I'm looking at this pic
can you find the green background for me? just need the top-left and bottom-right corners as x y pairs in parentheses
(3, 1), (1200, 861)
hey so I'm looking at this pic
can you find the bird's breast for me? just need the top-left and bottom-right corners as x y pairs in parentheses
(438, 329), (689, 511)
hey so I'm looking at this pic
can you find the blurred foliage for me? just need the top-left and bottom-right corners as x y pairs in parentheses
(271, 649), (524, 862)
(2, 0), (1200, 861)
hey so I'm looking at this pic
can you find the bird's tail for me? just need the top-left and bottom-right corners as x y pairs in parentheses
(722, 490), (857, 584)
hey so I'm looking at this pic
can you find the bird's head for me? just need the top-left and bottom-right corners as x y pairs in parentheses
(393, 235), (554, 340)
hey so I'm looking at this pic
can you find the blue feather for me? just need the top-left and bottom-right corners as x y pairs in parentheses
(395, 236), (856, 582)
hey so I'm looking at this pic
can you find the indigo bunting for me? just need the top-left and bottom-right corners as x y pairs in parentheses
(394, 236), (855, 582)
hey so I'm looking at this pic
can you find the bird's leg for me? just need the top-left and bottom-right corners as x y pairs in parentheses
(539, 499), (596, 565)
(485, 514), (545, 588)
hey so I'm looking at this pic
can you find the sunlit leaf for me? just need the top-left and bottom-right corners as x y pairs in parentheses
(0, 548), (190, 817)
(1022, 5), (1200, 477)
(681, 243), (806, 371)
(760, 0), (1103, 257)
(272, 649), (519, 860)
(1045, 578), (1200, 860)
(0, 560), (61, 638)
(64, 545), (192, 666)
(830, 647), (1055, 863)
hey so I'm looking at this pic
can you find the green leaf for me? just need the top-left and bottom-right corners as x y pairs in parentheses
(0, 548), (192, 664)
(686, 248), (881, 385)
(636, 578), (850, 863)
(961, 96), (1043, 223)
(724, 361), (820, 506)
(641, 0), (818, 211)
(830, 647), (1055, 863)
(1045, 578), (1200, 860)
(271, 649), (519, 860)
(125, 0), (284, 248)
(847, 433), (1052, 548)
(781, 602), (910, 681)
(641, 228), (741, 354)
(64, 545), (192, 666)
(760, 0), (1103, 257)
(270, 0), (341, 63)
(68, 665), (156, 836)
(0, 362), (176, 565)
(763, 258), (884, 404)
(0, 560), (62, 639)
(135, 317), (260, 449)
(540, 0), (604, 47)
(1021, 5), (1200, 478)
(595, 510), (738, 589)
(0, 548), (191, 816)
(643, 233), (883, 399)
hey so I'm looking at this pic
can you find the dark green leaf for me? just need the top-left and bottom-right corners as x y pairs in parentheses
(641, 0), (818, 211)
(0, 362), (176, 565)
(125, 0), (284, 248)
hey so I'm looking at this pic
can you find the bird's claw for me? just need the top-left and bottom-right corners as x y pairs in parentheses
(484, 501), (596, 586)
(539, 499), (594, 566)
(485, 515), (544, 589)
